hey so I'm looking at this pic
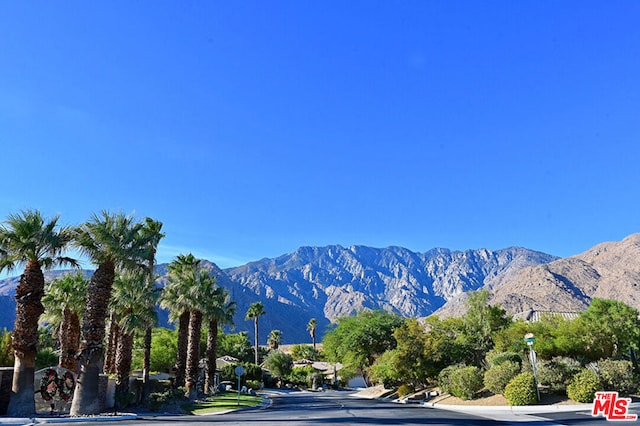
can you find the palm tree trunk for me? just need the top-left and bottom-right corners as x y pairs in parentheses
(174, 311), (189, 388)
(7, 260), (44, 416)
(59, 309), (80, 371)
(103, 310), (118, 374)
(254, 318), (259, 365)
(204, 319), (218, 394)
(114, 331), (135, 407)
(70, 261), (115, 416)
(185, 309), (203, 399)
(142, 326), (152, 400)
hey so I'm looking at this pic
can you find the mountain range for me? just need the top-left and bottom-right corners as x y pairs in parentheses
(0, 234), (638, 343)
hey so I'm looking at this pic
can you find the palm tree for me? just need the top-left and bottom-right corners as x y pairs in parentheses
(245, 302), (266, 365)
(203, 287), (236, 393)
(70, 211), (152, 416)
(306, 318), (318, 349)
(140, 218), (164, 399)
(41, 272), (89, 371)
(159, 254), (200, 388)
(267, 330), (282, 350)
(110, 271), (158, 405)
(184, 268), (218, 399)
(0, 210), (78, 416)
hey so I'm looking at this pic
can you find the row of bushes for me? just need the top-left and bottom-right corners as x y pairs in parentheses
(435, 353), (639, 405)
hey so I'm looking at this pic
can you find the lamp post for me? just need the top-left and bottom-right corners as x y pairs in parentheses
(524, 333), (540, 402)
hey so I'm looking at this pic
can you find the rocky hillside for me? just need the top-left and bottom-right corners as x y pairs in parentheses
(435, 234), (640, 318)
(0, 244), (556, 342)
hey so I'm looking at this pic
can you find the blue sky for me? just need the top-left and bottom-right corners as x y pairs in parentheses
(1, 1), (639, 270)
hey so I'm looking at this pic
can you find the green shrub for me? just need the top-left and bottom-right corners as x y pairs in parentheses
(567, 369), (600, 403)
(397, 384), (414, 397)
(449, 366), (483, 400)
(504, 372), (538, 406)
(487, 351), (522, 368)
(596, 360), (638, 396)
(484, 361), (521, 395)
(147, 387), (187, 411)
(245, 380), (262, 391)
(537, 357), (581, 395)
(437, 365), (457, 394)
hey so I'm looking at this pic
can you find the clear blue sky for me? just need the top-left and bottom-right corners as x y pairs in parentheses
(1, 1), (639, 269)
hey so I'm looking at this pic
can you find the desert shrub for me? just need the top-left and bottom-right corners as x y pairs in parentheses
(567, 369), (600, 403)
(147, 387), (187, 411)
(537, 357), (581, 395)
(484, 361), (521, 395)
(397, 384), (414, 397)
(245, 380), (262, 391)
(221, 363), (263, 385)
(288, 366), (315, 387)
(504, 372), (538, 406)
(437, 365), (458, 394)
(596, 360), (638, 396)
(449, 366), (483, 400)
(487, 351), (522, 368)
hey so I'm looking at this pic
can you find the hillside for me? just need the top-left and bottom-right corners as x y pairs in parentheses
(435, 233), (640, 318)
(0, 244), (556, 342)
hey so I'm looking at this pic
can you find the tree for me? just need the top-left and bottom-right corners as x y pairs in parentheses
(576, 298), (640, 361)
(0, 210), (77, 416)
(462, 289), (510, 366)
(323, 310), (404, 386)
(218, 332), (253, 363)
(70, 211), (152, 416)
(290, 344), (320, 362)
(307, 318), (318, 349)
(268, 330), (282, 350)
(159, 253), (200, 388)
(245, 302), (266, 365)
(203, 287), (236, 393)
(140, 218), (164, 399)
(264, 351), (293, 386)
(110, 270), (158, 404)
(41, 272), (89, 371)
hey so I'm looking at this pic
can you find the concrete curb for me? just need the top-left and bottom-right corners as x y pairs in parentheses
(0, 414), (137, 424)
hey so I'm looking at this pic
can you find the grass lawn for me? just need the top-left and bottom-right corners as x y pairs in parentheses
(182, 391), (264, 414)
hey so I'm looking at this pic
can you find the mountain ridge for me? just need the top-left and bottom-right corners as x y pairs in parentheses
(2, 235), (638, 343)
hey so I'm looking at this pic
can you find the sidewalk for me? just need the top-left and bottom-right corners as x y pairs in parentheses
(0, 413), (138, 425)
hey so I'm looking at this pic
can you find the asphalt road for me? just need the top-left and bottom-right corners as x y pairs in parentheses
(45, 391), (622, 426)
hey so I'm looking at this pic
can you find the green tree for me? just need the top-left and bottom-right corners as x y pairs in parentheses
(0, 210), (77, 416)
(245, 302), (266, 365)
(41, 272), (89, 371)
(203, 286), (236, 394)
(462, 289), (510, 366)
(159, 253), (200, 388)
(132, 327), (178, 373)
(70, 211), (152, 416)
(268, 330), (282, 350)
(218, 332), (254, 363)
(576, 298), (640, 361)
(264, 351), (293, 386)
(306, 318), (318, 349)
(0, 329), (14, 367)
(111, 270), (158, 402)
(290, 344), (321, 361)
(323, 310), (404, 385)
(140, 218), (164, 398)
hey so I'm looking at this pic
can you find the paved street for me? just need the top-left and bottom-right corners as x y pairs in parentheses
(31, 390), (621, 426)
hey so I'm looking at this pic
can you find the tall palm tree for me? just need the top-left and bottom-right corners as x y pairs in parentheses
(306, 318), (318, 349)
(70, 211), (152, 416)
(41, 272), (89, 371)
(203, 287), (235, 393)
(0, 210), (78, 416)
(159, 254), (200, 388)
(140, 218), (164, 399)
(267, 330), (282, 350)
(110, 271), (158, 404)
(245, 302), (265, 365)
(184, 268), (218, 399)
